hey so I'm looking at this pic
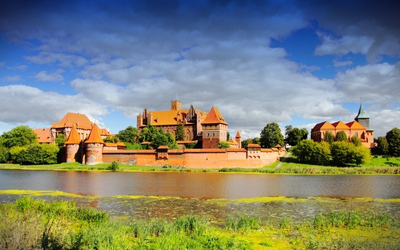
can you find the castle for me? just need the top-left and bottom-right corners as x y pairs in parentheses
(55, 101), (283, 167)
(310, 103), (375, 148)
(137, 100), (231, 148)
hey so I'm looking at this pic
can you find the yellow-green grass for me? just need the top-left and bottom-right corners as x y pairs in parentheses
(1, 197), (399, 249)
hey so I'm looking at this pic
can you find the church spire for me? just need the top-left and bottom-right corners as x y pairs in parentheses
(355, 102), (370, 130)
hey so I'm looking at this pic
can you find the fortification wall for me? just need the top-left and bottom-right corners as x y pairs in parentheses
(102, 148), (281, 169)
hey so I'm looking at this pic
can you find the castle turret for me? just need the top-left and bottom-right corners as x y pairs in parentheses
(235, 131), (242, 149)
(355, 102), (370, 130)
(85, 124), (104, 165)
(64, 124), (81, 163)
(201, 107), (228, 148)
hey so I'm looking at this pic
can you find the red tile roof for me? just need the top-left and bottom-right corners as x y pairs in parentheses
(202, 107), (228, 125)
(52, 112), (93, 130)
(346, 121), (366, 130)
(85, 124), (104, 144)
(235, 131), (241, 138)
(34, 128), (52, 143)
(311, 121), (335, 132)
(65, 125), (81, 144)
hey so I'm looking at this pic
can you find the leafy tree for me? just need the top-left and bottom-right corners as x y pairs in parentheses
(350, 135), (362, 147)
(285, 125), (293, 138)
(227, 131), (230, 141)
(103, 135), (118, 143)
(352, 145), (371, 166)
(175, 122), (185, 141)
(0, 146), (8, 163)
(330, 141), (353, 166)
(241, 138), (253, 149)
(10, 144), (59, 164)
(253, 137), (260, 145)
(260, 122), (284, 148)
(55, 134), (67, 148)
(125, 143), (143, 150)
(116, 126), (139, 144)
(377, 136), (389, 155)
(285, 127), (308, 146)
(292, 140), (330, 165)
(324, 131), (334, 144)
(218, 141), (230, 149)
(335, 131), (348, 142)
(9, 146), (28, 164)
(0, 125), (37, 148)
(386, 128), (400, 157)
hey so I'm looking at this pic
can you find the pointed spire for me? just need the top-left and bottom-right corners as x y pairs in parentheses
(85, 124), (104, 144)
(235, 131), (241, 138)
(202, 107), (228, 125)
(355, 102), (370, 119)
(65, 124), (81, 144)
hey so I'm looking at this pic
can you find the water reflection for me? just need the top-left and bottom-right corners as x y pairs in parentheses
(0, 170), (400, 199)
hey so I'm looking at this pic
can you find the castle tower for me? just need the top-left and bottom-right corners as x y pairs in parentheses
(85, 124), (104, 165)
(235, 131), (242, 149)
(171, 100), (181, 110)
(201, 107), (228, 148)
(64, 124), (81, 163)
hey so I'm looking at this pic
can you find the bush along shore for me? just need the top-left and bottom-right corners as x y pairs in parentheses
(1, 197), (399, 249)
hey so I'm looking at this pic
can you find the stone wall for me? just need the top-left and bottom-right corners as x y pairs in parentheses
(102, 147), (282, 169)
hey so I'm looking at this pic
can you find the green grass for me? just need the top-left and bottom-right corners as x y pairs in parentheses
(1, 197), (399, 249)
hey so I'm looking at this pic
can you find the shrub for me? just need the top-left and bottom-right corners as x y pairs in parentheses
(0, 146), (8, 163)
(292, 140), (330, 165)
(218, 141), (230, 149)
(107, 161), (119, 171)
(386, 128), (400, 156)
(335, 131), (348, 142)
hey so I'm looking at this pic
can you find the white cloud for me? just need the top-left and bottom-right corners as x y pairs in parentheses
(5, 75), (21, 82)
(0, 85), (108, 125)
(333, 60), (353, 67)
(35, 69), (64, 82)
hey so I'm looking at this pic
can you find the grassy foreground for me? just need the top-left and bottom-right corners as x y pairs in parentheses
(1, 197), (399, 249)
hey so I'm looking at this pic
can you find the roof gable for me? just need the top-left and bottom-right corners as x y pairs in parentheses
(346, 121), (366, 130)
(311, 121), (335, 131)
(202, 107), (228, 125)
(85, 124), (104, 144)
(331, 121), (349, 130)
(34, 128), (52, 143)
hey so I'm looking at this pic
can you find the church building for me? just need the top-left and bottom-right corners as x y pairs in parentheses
(310, 103), (375, 148)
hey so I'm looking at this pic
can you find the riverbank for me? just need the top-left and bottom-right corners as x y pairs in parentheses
(1, 196), (399, 249)
(1, 156), (400, 174)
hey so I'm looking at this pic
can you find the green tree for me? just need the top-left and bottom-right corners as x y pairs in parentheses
(377, 136), (389, 155)
(286, 127), (308, 146)
(175, 122), (185, 141)
(55, 134), (67, 148)
(352, 145), (371, 166)
(335, 131), (348, 142)
(386, 128), (400, 156)
(350, 135), (362, 147)
(103, 135), (118, 143)
(331, 141), (353, 166)
(324, 131), (334, 144)
(9, 146), (28, 164)
(116, 126), (139, 144)
(227, 131), (230, 141)
(0, 146), (8, 163)
(260, 122), (284, 148)
(0, 125), (38, 148)
(292, 140), (330, 165)
(218, 141), (230, 149)
(241, 138), (253, 149)
(252, 137), (260, 145)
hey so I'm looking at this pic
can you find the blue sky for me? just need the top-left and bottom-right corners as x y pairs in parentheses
(0, 0), (399, 139)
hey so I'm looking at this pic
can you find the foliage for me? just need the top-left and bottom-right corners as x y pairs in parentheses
(324, 131), (334, 144)
(125, 143), (143, 150)
(285, 127), (308, 146)
(386, 127), (400, 156)
(9, 144), (59, 164)
(55, 134), (67, 148)
(241, 138), (253, 149)
(331, 141), (371, 166)
(260, 122), (284, 148)
(107, 161), (119, 171)
(0, 125), (38, 148)
(175, 122), (185, 141)
(335, 131), (348, 142)
(377, 136), (389, 155)
(218, 141), (230, 149)
(0, 146), (8, 163)
(292, 140), (330, 165)
(350, 135), (362, 146)
(140, 125), (178, 149)
(116, 126), (139, 144)
(103, 135), (118, 143)
(227, 131), (230, 141)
